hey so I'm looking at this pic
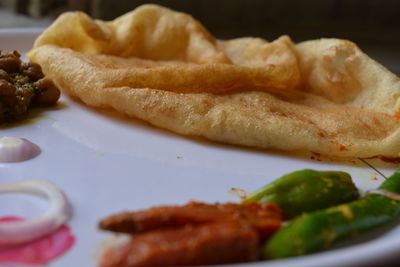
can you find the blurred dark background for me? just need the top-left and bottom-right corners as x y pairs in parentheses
(1, 0), (399, 74)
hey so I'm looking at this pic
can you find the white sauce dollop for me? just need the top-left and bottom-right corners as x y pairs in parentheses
(0, 137), (41, 163)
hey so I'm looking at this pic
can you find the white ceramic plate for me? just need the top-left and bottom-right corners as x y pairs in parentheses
(0, 28), (399, 267)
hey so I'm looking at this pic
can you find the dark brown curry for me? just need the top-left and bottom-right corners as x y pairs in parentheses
(0, 50), (60, 123)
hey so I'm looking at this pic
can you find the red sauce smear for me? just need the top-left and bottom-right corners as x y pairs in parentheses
(0, 216), (75, 265)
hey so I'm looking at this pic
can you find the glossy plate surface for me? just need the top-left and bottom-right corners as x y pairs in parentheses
(0, 28), (398, 267)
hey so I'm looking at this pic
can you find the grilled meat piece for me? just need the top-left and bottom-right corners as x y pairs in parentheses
(99, 202), (282, 266)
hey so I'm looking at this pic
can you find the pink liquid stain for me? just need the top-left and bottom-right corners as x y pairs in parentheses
(0, 216), (75, 265)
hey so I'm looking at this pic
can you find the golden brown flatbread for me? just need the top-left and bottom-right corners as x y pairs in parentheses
(27, 4), (400, 159)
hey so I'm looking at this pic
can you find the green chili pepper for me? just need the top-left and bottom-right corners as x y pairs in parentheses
(242, 169), (359, 218)
(263, 169), (400, 259)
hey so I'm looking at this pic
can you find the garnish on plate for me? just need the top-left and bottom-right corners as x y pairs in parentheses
(0, 180), (72, 245)
(0, 180), (74, 265)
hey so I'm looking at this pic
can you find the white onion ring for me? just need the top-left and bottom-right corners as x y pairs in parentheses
(0, 180), (72, 245)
